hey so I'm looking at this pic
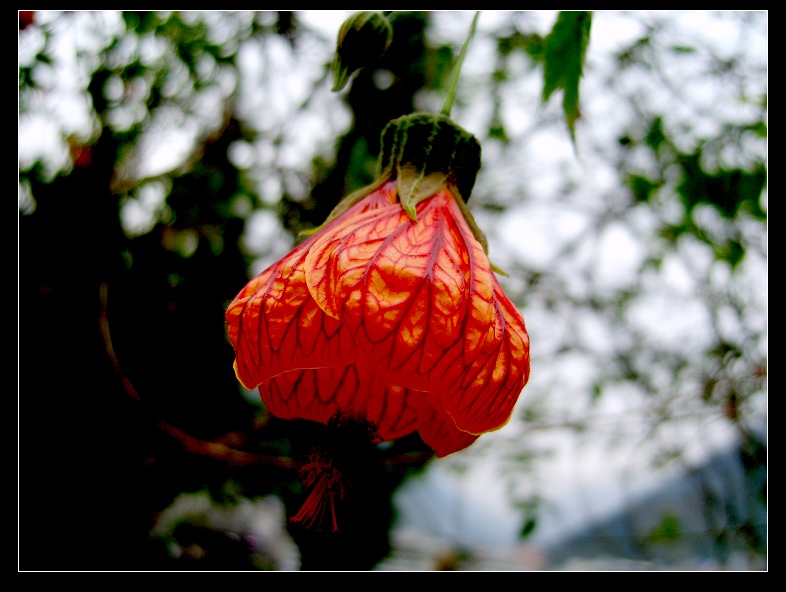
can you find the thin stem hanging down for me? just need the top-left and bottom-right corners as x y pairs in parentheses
(441, 11), (480, 117)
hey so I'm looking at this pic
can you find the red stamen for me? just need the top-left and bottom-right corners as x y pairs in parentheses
(290, 454), (346, 533)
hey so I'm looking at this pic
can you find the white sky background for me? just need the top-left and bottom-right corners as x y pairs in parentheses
(19, 10), (767, 558)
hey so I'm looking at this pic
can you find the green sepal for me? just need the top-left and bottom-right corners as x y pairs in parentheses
(298, 174), (392, 238)
(490, 262), (510, 277)
(397, 167), (448, 220)
(332, 62), (352, 94)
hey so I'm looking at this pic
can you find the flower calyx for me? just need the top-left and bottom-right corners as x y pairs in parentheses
(379, 113), (481, 219)
(379, 113), (507, 271)
(304, 113), (494, 263)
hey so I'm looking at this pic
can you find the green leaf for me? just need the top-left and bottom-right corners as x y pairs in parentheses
(647, 514), (681, 544)
(645, 117), (666, 151)
(676, 151), (767, 219)
(745, 120), (767, 138)
(498, 31), (544, 61)
(629, 174), (661, 203)
(519, 517), (537, 538)
(541, 11), (592, 144)
(715, 239), (745, 268)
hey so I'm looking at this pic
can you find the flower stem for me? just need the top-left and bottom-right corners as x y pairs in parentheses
(440, 11), (480, 117)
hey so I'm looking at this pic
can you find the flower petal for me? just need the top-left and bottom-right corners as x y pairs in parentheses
(416, 397), (479, 457)
(226, 237), (358, 390)
(259, 363), (424, 441)
(437, 275), (531, 434)
(305, 187), (498, 397)
(226, 182), (398, 390)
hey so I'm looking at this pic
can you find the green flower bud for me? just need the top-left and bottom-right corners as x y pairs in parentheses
(332, 11), (393, 92)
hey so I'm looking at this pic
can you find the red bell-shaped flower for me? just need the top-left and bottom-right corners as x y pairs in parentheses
(226, 114), (530, 459)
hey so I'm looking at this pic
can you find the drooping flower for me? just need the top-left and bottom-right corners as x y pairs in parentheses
(226, 113), (530, 459)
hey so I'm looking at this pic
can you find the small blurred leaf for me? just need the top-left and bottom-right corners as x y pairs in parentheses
(488, 119), (508, 143)
(481, 203), (506, 212)
(651, 449), (681, 469)
(542, 11), (592, 144)
(629, 174), (661, 203)
(498, 31), (544, 61)
(519, 517), (537, 539)
(591, 381), (603, 402)
(122, 60), (145, 80)
(710, 341), (742, 359)
(19, 66), (34, 89)
(123, 11), (157, 34)
(745, 121), (767, 138)
(714, 239), (745, 268)
(676, 151), (767, 219)
(646, 117), (666, 151)
(647, 514), (681, 544)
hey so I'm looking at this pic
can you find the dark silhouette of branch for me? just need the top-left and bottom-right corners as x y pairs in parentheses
(98, 282), (298, 470)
